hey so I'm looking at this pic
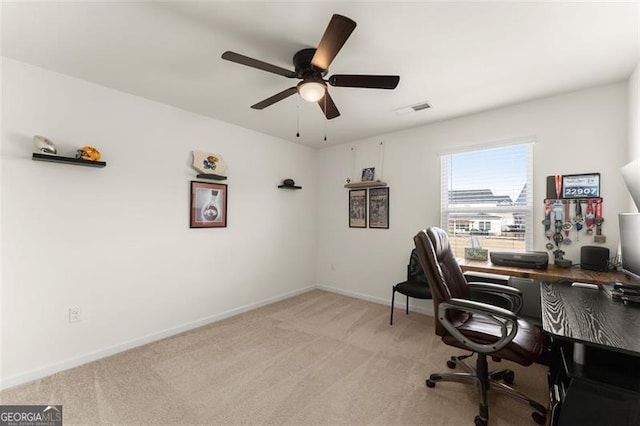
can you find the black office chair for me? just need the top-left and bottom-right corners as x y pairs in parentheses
(390, 248), (432, 325)
(414, 227), (547, 426)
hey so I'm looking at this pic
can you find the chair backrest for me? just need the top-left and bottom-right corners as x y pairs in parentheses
(407, 248), (428, 283)
(413, 227), (470, 336)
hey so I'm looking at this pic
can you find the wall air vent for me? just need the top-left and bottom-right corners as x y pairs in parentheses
(411, 102), (432, 111)
(394, 101), (432, 116)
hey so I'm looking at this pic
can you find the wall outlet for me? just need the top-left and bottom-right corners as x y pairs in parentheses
(69, 307), (81, 323)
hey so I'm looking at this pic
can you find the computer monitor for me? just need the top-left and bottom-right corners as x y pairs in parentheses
(618, 212), (640, 281)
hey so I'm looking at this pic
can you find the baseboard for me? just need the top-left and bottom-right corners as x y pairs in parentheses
(0, 285), (316, 391)
(315, 284), (434, 317)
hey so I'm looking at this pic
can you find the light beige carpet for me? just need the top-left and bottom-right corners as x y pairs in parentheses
(0, 290), (549, 425)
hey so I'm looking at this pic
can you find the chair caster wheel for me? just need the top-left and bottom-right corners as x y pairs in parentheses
(532, 412), (546, 425)
(426, 379), (436, 388)
(474, 415), (487, 426)
(446, 360), (456, 369)
(504, 371), (515, 384)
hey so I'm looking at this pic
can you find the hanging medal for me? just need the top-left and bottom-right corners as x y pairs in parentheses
(585, 199), (595, 235)
(562, 200), (572, 245)
(552, 200), (564, 247)
(573, 200), (584, 241)
(543, 199), (553, 249)
(594, 198), (606, 243)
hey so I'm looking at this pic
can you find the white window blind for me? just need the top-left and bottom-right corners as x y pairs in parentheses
(441, 140), (534, 257)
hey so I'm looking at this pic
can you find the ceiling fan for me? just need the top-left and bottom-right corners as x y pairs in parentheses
(221, 14), (400, 120)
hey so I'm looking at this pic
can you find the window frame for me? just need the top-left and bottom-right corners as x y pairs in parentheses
(440, 138), (534, 255)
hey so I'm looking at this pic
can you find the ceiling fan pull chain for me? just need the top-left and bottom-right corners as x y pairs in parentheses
(296, 103), (300, 138)
(324, 96), (328, 141)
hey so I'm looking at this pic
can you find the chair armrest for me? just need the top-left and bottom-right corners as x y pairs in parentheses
(468, 281), (523, 315)
(438, 298), (518, 354)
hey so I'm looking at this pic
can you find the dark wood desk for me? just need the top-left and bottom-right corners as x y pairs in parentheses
(458, 258), (636, 286)
(540, 281), (640, 356)
(539, 281), (640, 426)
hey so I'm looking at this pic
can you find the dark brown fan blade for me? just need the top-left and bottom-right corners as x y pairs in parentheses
(328, 74), (400, 89)
(222, 51), (296, 78)
(317, 91), (340, 120)
(251, 87), (297, 110)
(311, 14), (357, 71)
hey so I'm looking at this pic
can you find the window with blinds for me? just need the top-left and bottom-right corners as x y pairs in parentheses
(441, 140), (534, 258)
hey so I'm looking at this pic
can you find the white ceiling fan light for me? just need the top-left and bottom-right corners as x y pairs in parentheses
(297, 78), (327, 102)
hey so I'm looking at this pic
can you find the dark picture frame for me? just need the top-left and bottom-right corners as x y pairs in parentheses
(368, 187), (389, 229)
(190, 181), (227, 228)
(561, 172), (600, 199)
(361, 167), (375, 182)
(349, 189), (367, 228)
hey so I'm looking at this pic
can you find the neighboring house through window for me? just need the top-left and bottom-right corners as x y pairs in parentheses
(440, 139), (534, 258)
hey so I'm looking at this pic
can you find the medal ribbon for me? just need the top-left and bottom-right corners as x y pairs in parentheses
(595, 198), (604, 236)
(555, 175), (562, 199)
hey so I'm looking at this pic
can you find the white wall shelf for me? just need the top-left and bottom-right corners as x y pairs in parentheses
(344, 180), (387, 189)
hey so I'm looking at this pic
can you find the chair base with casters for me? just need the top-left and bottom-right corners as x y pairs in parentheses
(426, 351), (547, 426)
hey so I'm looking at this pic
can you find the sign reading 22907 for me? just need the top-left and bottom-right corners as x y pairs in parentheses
(562, 173), (600, 199)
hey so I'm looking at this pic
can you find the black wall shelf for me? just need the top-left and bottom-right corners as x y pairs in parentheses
(32, 153), (106, 168)
(197, 173), (227, 181)
(278, 185), (302, 190)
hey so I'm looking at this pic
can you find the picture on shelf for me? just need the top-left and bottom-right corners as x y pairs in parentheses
(190, 181), (227, 228)
(361, 167), (375, 182)
(369, 187), (389, 229)
(349, 189), (367, 228)
(191, 151), (228, 177)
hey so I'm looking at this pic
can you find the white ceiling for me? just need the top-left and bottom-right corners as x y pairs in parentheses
(2, 1), (638, 148)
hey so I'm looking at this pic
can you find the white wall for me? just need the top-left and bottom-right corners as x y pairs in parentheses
(0, 58), (317, 388)
(316, 83), (629, 306)
(1, 57), (633, 390)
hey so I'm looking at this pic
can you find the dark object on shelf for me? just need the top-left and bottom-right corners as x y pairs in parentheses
(414, 227), (548, 426)
(580, 246), (609, 271)
(389, 248), (431, 325)
(490, 251), (549, 270)
(278, 178), (301, 189)
(196, 173), (227, 181)
(32, 153), (106, 168)
(556, 258), (572, 268)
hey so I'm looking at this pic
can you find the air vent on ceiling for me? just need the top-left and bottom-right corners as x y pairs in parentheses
(394, 101), (432, 116)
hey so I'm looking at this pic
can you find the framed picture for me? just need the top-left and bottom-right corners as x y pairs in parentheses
(190, 181), (227, 228)
(349, 189), (367, 228)
(361, 167), (375, 182)
(562, 172), (600, 199)
(368, 187), (389, 229)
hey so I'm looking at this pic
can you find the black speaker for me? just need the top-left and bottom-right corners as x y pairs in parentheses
(580, 246), (609, 271)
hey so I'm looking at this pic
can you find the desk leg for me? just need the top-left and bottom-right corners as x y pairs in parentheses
(573, 343), (585, 365)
